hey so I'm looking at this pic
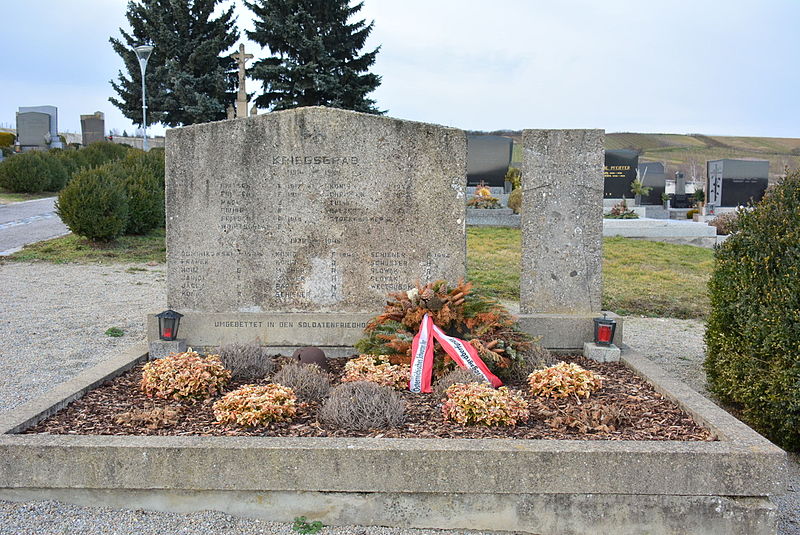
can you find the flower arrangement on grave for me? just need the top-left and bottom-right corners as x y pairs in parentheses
(603, 198), (639, 219)
(341, 354), (410, 389)
(466, 182), (501, 209)
(213, 384), (297, 426)
(355, 279), (531, 378)
(442, 382), (529, 426)
(140, 350), (231, 401)
(527, 362), (603, 399)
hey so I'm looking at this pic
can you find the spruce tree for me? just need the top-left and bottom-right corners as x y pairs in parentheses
(245, 0), (383, 114)
(109, 0), (239, 127)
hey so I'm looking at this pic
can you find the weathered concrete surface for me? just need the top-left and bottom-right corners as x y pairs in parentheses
(146, 311), (373, 348)
(0, 347), (783, 496)
(516, 311), (624, 349)
(520, 129), (604, 315)
(0, 343), (147, 435)
(583, 341), (621, 362)
(166, 107), (467, 350)
(0, 345), (786, 534)
(0, 489), (779, 535)
(147, 339), (187, 359)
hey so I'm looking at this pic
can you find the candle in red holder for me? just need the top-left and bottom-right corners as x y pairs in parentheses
(593, 313), (617, 346)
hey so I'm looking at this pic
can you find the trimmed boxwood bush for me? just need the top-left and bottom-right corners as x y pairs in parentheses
(56, 165), (128, 241)
(704, 170), (800, 451)
(42, 152), (69, 191)
(0, 152), (50, 193)
(80, 141), (130, 168)
(114, 159), (164, 234)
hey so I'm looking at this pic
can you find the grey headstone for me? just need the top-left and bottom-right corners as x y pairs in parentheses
(16, 112), (50, 149)
(17, 105), (61, 149)
(80, 111), (105, 146)
(164, 106), (467, 347)
(520, 129), (604, 315)
(467, 134), (512, 187)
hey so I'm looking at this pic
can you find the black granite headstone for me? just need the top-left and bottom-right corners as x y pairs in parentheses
(604, 150), (638, 199)
(467, 135), (513, 187)
(707, 159), (769, 207)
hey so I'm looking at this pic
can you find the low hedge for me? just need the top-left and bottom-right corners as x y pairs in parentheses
(704, 170), (800, 451)
(56, 166), (129, 241)
(0, 152), (50, 193)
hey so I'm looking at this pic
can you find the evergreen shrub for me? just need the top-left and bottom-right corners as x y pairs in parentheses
(114, 159), (164, 234)
(80, 141), (130, 168)
(41, 152), (69, 191)
(56, 165), (129, 241)
(704, 171), (800, 450)
(0, 152), (50, 193)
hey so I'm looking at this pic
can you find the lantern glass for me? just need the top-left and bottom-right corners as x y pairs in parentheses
(593, 313), (617, 346)
(156, 309), (183, 341)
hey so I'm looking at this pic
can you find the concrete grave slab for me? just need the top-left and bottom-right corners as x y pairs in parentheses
(0, 343), (785, 534)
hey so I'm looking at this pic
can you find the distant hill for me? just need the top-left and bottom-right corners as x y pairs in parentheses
(501, 132), (800, 182)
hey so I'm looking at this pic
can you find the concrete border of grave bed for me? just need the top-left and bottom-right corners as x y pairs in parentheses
(0, 343), (786, 535)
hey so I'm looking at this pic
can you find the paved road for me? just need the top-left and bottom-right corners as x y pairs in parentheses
(0, 197), (69, 255)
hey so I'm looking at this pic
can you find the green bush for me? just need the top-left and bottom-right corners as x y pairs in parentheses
(0, 152), (50, 193)
(41, 152), (69, 191)
(56, 166), (128, 241)
(686, 209), (699, 219)
(52, 148), (89, 182)
(0, 132), (15, 147)
(507, 188), (522, 214)
(113, 159), (164, 234)
(80, 141), (130, 168)
(704, 171), (800, 450)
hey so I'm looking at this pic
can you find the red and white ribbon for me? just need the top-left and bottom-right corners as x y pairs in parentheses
(409, 314), (502, 393)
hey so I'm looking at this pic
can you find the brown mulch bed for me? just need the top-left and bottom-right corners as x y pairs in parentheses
(26, 356), (714, 441)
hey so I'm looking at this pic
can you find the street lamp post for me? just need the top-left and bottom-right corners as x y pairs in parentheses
(133, 44), (154, 151)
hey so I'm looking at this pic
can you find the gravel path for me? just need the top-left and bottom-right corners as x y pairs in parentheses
(0, 261), (796, 534)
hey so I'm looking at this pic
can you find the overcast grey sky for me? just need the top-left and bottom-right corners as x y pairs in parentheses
(1, 0), (798, 137)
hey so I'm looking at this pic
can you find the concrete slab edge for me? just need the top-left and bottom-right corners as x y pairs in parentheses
(0, 343), (148, 434)
(0, 342), (786, 497)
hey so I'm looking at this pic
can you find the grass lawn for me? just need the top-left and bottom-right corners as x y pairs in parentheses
(4, 228), (166, 264)
(0, 188), (58, 205)
(467, 227), (713, 319)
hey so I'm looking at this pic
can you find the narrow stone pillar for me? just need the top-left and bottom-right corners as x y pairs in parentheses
(517, 129), (622, 349)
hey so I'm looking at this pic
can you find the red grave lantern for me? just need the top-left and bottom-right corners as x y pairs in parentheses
(593, 313), (617, 346)
(156, 309), (183, 341)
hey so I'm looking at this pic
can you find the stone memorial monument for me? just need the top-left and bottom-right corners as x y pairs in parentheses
(516, 129), (622, 349)
(80, 111), (105, 146)
(149, 106), (467, 354)
(16, 105), (61, 151)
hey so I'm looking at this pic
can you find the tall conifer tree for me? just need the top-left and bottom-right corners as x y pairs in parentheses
(245, 0), (383, 114)
(109, 0), (239, 127)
